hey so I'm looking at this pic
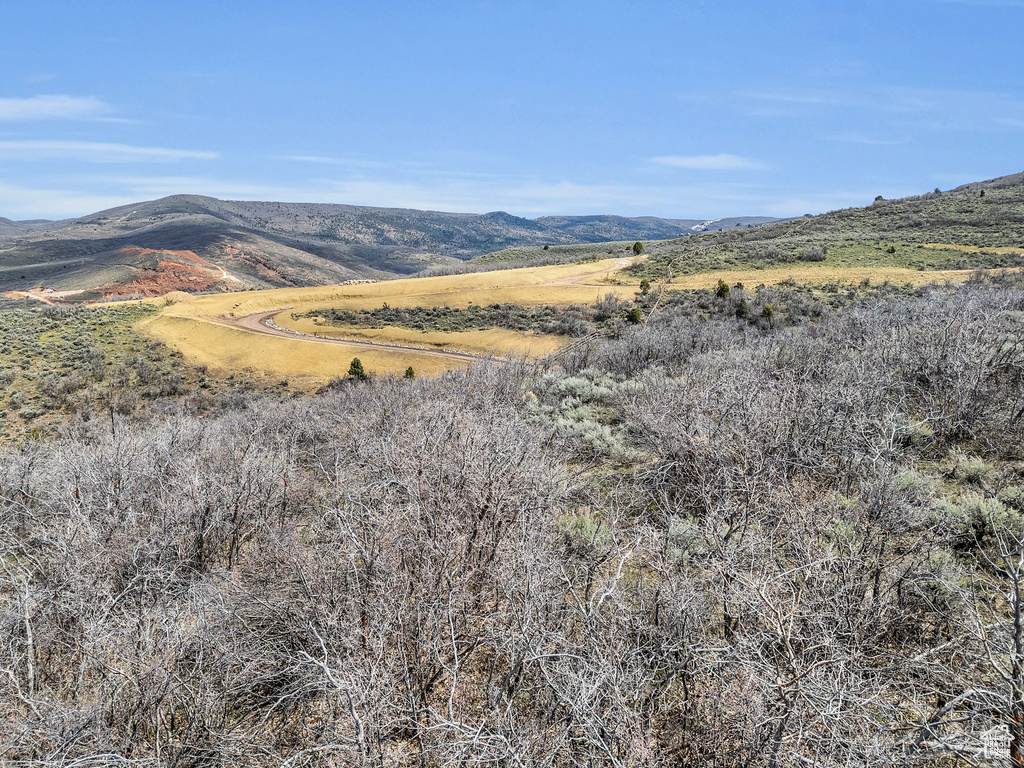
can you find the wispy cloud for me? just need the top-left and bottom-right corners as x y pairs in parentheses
(0, 95), (111, 121)
(743, 85), (1024, 133)
(282, 154), (392, 169)
(0, 181), (132, 220)
(829, 132), (911, 146)
(0, 140), (218, 162)
(651, 154), (767, 170)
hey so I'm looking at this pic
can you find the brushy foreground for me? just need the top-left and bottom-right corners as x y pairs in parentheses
(4, 274), (1024, 766)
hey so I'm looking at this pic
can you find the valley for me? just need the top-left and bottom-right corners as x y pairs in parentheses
(0, 194), (777, 298)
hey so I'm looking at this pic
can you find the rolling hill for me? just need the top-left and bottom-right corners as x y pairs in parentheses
(0, 217), (54, 238)
(0, 195), (776, 299)
(627, 170), (1024, 279)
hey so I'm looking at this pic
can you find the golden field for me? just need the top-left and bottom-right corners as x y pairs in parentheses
(160, 257), (637, 318)
(133, 256), (988, 384)
(665, 264), (982, 289)
(276, 314), (564, 357)
(137, 313), (469, 383)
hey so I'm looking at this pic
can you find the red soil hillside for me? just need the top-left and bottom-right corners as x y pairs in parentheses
(98, 247), (238, 299)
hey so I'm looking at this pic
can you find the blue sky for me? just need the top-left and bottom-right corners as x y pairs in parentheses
(0, 0), (1021, 220)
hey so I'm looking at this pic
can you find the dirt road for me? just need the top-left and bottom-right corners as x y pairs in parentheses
(547, 256), (635, 286)
(208, 310), (486, 362)
(3, 288), (86, 304)
(193, 257), (638, 363)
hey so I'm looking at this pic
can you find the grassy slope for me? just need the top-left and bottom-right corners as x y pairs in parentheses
(157, 257), (636, 317)
(0, 302), (282, 440)
(627, 172), (1024, 279)
(137, 258), (634, 380)
(138, 313), (468, 383)
(138, 255), (991, 382)
(277, 315), (563, 357)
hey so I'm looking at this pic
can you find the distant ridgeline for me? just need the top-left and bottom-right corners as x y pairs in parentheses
(0, 193), (776, 298)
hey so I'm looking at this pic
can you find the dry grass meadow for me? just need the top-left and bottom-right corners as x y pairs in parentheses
(133, 256), (987, 384)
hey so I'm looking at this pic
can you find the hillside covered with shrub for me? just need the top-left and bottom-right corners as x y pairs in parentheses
(628, 171), (1024, 279)
(3, 271), (1024, 765)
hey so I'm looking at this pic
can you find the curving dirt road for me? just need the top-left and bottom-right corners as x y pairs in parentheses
(207, 310), (486, 362)
(197, 257), (638, 363)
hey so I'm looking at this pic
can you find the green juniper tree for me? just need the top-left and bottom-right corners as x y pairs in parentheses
(348, 357), (366, 380)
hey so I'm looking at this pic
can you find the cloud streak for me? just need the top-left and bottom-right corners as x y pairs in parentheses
(0, 95), (111, 121)
(743, 85), (1024, 134)
(0, 140), (219, 162)
(651, 154), (767, 171)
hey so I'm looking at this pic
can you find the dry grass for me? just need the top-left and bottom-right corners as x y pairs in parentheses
(134, 257), (990, 383)
(923, 243), (1024, 255)
(277, 314), (564, 357)
(161, 257), (636, 319)
(137, 313), (468, 387)
(134, 258), (633, 381)
(662, 264), (982, 289)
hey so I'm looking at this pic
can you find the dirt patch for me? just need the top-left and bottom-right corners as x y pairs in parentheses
(117, 245), (219, 268)
(99, 250), (231, 298)
(3, 288), (86, 304)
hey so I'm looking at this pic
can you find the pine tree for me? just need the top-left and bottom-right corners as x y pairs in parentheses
(348, 357), (366, 380)
(736, 299), (750, 320)
(404, 366), (415, 379)
(716, 279), (730, 299)
(632, 241), (644, 255)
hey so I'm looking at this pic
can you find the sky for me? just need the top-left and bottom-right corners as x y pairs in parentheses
(0, 0), (1022, 221)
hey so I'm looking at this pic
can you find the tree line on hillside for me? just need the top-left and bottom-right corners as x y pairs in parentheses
(3, 273), (1024, 765)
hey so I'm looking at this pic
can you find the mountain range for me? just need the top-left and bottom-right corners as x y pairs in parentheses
(0, 195), (775, 299)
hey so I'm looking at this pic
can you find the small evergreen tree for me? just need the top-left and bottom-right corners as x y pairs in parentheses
(762, 303), (774, 323)
(639, 279), (650, 295)
(715, 279), (730, 299)
(736, 299), (750, 320)
(626, 307), (642, 324)
(348, 357), (366, 380)
(632, 241), (644, 255)
(404, 366), (415, 379)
